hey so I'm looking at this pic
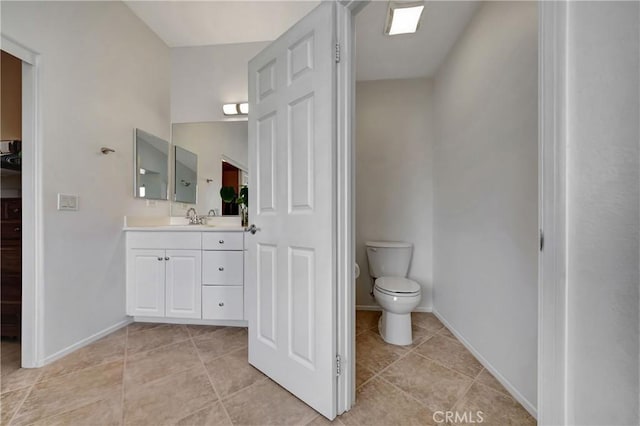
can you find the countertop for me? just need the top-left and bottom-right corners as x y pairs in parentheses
(123, 225), (246, 232)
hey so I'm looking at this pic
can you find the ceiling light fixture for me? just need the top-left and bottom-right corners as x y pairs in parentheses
(223, 102), (249, 116)
(385, 1), (425, 36)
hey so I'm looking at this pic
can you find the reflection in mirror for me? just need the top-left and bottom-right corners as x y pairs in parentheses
(174, 146), (198, 204)
(171, 122), (248, 216)
(134, 129), (169, 200)
(221, 161), (244, 215)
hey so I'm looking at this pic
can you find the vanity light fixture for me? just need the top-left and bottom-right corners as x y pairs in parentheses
(384, 1), (425, 35)
(222, 102), (249, 116)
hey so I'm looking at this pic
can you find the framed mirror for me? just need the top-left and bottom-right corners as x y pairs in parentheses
(174, 146), (198, 204)
(134, 129), (169, 200)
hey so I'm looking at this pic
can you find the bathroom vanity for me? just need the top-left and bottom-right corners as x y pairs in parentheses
(124, 222), (246, 325)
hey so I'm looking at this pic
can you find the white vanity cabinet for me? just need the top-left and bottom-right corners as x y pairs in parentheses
(125, 229), (245, 324)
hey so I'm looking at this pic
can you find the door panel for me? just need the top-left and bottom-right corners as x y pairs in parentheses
(128, 249), (165, 317)
(247, 2), (337, 419)
(165, 250), (201, 319)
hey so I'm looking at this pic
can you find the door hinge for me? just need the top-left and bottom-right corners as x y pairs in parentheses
(335, 43), (341, 63)
(336, 354), (342, 376)
(539, 229), (544, 251)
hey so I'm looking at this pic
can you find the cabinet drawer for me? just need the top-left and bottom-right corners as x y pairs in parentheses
(202, 232), (243, 251)
(203, 251), (243, 285)
(127, 232), (201, 250)
(1, 222), (21, 240)
(202, 286), (243, 320)
(2, 199), (21, 220)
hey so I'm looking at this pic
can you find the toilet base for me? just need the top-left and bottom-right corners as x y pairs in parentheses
(378, 311), (413, 346)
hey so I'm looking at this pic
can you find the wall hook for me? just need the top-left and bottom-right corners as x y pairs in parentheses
(206, 178), (214, 183)
(100, 147), (116, 155)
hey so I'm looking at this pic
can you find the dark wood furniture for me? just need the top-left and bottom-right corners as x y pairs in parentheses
(1, 197), (21, 338)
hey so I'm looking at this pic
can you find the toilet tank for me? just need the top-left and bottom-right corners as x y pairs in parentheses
(365, 241), (413, 278)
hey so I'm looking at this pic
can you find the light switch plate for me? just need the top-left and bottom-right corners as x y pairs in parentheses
(57, 193), (79, 211)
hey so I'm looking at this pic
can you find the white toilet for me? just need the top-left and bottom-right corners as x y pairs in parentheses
(366, 241), (422, 346)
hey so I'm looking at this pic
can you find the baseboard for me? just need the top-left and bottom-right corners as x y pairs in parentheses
(432, 309), (538, 419)
(355, 304), (433, 313)
(355, 305), (381, 311)
(133, 316), (248, 327)
(42, 318), (133, 366)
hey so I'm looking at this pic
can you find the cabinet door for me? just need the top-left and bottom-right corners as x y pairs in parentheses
(165, 250), (202, 318)
(127, 249), (165, 317)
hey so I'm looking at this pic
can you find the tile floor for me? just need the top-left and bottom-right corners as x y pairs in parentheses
(0, 312), (535, 426)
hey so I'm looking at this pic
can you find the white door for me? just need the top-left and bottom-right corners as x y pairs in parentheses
(246, 1), (338, 419)
(165, 250), (202, 318)
(128, 249), (166, 317)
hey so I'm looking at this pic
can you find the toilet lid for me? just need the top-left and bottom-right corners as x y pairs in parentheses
(375, 277), (421, 294)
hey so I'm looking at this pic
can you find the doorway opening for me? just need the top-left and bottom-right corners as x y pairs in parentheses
(350, 1), (538, 423)
(1, 50), (23, 347)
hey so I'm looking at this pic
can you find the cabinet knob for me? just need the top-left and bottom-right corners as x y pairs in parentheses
(12, 208), (19, 213)
(218, 302), (224, 307)
(218, 267), (224, 271)
(164, 257), (170, 261)
(14, 227), (20, 232)
(218, 240), (224, 244)
(157, 257), (163, 261)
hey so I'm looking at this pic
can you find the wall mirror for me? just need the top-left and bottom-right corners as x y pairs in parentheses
(174, 146), (198, 204)
(134, 128), (169, 200)
(170, 122), (248, 216)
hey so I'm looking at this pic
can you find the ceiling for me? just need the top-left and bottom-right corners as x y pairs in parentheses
(124, 1), (320, 47)
(356, 1), (479, 81)
(125, 0), (478, 81)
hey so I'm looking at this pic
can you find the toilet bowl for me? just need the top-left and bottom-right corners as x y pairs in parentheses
(374, 277), (421, 345)
(366, 241), (422, 346)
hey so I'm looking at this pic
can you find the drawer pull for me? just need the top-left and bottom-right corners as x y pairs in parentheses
(157, 257), (163, 261)
(12, 208), (19, 213)
(14, 227), (20, 232)
(165, 257), (170, 261)
(218, 267), (224, 271)
(218, 240), (224, 244)
(218, 302), (224, 307)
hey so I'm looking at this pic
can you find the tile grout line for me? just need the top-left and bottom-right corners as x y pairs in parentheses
(355, 326), (437, 391)
(188, 332), (235, 425)
(6, 369), (41, 425)
(120, 324), (129, 426)
(410, 349), (483, 384)
(376, 374), (442, 418)
(33, 335), (128, 386)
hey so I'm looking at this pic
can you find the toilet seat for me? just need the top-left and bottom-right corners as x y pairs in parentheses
(374, 277), (421, 296)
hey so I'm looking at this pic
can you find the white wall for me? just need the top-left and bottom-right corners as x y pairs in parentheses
(171, 122), (248, 217)
(432, 1), (538, 413)
(1, 1), (171, 359)
(171, 42), (269, 124)
(355, 78), (434, 310)
(566, 2), (639, 424)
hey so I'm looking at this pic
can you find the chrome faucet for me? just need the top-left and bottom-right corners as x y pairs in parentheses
(185, 207), (199, 224)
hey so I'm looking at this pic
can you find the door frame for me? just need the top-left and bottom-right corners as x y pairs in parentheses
(537, 1), (568, 424)
(335, 0), (368, 414)
(1, 35), (43, 368)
